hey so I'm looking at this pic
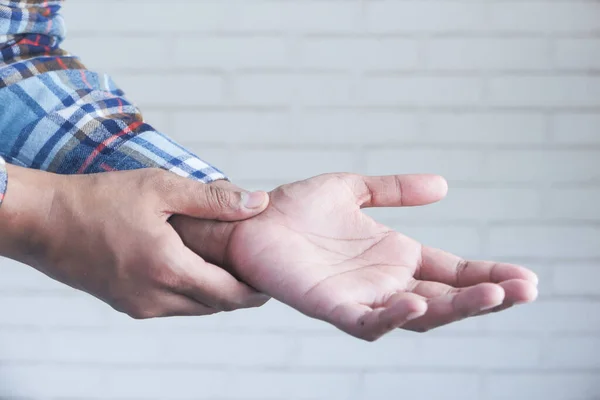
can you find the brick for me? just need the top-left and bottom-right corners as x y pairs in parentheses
(233, 73), (353, 106)
(487, 77), (600, 107)
(363, 373), (480, 400)
(483, 300), (600, 333)
(366, 2), (487, 33)
(553, 263), (600, 296)
(65, 2), (287, 33)
(106, 368), (226, 398)
(0, 295), (108, 328)
(426, 38), (550, 71)
(366, 188), (540, 223)
(297, 335), (420, 368)
(283, 2), (362, 33)
(486, 373), (600, 400)
(0, 365), (105, 398)
(158, 333), (295, 366)
(545, 189), (600, 220)
(140, 109), (170, 134)
(0, 331), (293, 366)
(171, 111), (290, 145)
(225, 149), (358, 181)
(518, 262), (555, 298)
(553, 114), (600, 144)
(116, 74), (223, 107)
(362, 76), (483, 106)
(63, 36), (170, 71)
(489, 226), (600, 258)
(484, 150), (600, 183)
(300, 38), (419, 70)
(0, 258), (68, 291)
(415, 337), (541, 369)
(174, 37), (289, 69)
(555, 39), (600, 69)
(226, 371), (360, 400)
(297, 111), (420, 144)
(67, 2), (362, 34)
(175, 147), (236, 177)
(366, 149), (486, 182)
(490, 2), (600, 33)
(423, 113), (546, 143)
(298, 336), (539, 369)
(0, 331), (48, 362)
(545, 337), (600, 368)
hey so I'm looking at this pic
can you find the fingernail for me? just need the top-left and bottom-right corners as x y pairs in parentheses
(480, 303), (499, 312)
(406, 311), (424, 321)
(242, 191), (266, 209)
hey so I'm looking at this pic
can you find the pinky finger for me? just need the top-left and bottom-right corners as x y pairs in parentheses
(475, 279), (539, 316)
(328, 292), (428, 341)
(402, 283), (505, 333)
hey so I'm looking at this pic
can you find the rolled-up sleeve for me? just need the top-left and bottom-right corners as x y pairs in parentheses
(0, 0), (227, 205)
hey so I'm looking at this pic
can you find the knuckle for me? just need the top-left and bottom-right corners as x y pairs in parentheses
(206, 185), (234, 211)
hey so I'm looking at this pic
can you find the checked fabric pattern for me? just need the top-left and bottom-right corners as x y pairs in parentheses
(0, 156), (6, 206)
(0, 0), (227, 207)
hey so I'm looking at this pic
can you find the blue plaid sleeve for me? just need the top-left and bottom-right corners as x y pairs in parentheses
(0, 156), (6, 208)
(0, 0), (227, 204)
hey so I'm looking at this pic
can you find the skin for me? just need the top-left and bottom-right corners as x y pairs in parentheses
(171, 173), (539, 341)
(1, 166), (538, 340)
(0, 164), (271, 318)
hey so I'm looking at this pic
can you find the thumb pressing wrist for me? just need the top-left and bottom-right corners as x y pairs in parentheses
(241, 191), (269, 210)
(158, 171), (269, 221)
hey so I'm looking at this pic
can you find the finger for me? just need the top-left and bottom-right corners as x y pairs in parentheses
(402, 283), (505, 332)
(156, 293), (220, 317)
(156, 171), (269, 221)
(328, 293), (427, 341)
(410, 278), (538, 305)
(170, 216), (233, 270)
(346, 174), (448, 208)
(475, 279), (538, 316)
(176, 247), (270, 312)
(122, 292), (219, 319)
(418, 246), (539, 287)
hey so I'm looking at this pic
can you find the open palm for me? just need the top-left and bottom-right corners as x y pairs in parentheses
(172, 174), (538, 341)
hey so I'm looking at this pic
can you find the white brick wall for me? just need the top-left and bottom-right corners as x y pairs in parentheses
(1, 0), (599, 399)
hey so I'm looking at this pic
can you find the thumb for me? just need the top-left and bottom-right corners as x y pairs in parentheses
(156, 171), (269, 221)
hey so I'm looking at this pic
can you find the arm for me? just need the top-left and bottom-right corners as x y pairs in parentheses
(0, 1), (223, 181)
(0, 0), (269, 317)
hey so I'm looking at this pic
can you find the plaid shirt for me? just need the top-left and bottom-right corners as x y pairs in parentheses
(0, 0), (227, 208)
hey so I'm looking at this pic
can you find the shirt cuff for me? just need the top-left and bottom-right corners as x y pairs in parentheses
(0, 156), (7, 208)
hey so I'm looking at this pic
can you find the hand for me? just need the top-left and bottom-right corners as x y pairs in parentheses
(171, 173), (538, 341)
(0, 165), (270, 318)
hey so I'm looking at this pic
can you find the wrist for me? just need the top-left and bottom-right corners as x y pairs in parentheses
(0, 164), (60, 263)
